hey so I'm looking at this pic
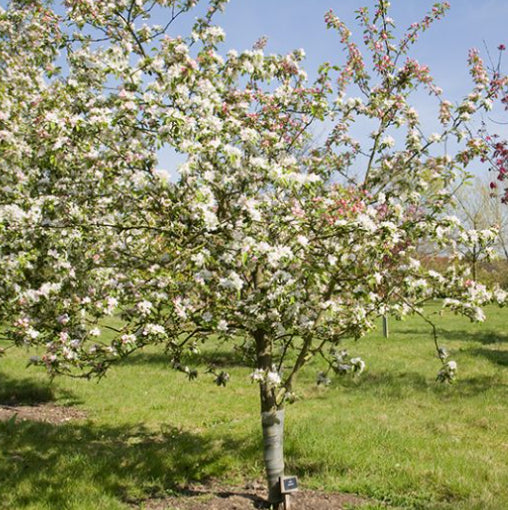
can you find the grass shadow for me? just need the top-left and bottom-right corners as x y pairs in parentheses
(457, 374), (508, 394)
(0, 372), (55, 405)
(197, 348), (253, 368)
(396, 327), (508, 345)
(117, 351), (173, 367)
(330, 370), (506, 399)
(468, 348), (508, 367)
(0, 371), (82, 407)
(119, 347), (252, 369)
(439, 329), (508, 345)
(0, 415), (261, 509)
(330, 371), (432, 400)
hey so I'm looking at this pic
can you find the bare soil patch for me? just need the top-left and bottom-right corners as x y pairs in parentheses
(0, 402), (86, 424)
(136, 482), (369, 509)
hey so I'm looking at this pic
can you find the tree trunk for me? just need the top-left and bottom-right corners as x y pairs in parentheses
(261, 408), (285, 508)
(254, 329), (285, 508)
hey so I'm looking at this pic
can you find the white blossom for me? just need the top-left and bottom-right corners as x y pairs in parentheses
(137, 300), (153, 316)
(219, 271), (244, 291)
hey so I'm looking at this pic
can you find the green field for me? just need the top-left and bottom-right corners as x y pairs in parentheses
(1, 303), (507, 509)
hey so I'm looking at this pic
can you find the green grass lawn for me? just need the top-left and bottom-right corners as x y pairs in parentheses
(0, 303), (507, 510)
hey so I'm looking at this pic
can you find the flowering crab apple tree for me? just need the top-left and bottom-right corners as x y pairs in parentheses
(1, 0), (507, 507)
(478, 44), (508, 203)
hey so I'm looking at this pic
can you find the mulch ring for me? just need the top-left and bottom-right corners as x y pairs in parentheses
(0, 402), (87, 424)
(134, 482), (370, 509)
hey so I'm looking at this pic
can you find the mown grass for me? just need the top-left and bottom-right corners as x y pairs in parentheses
(0, 303), (507, 509)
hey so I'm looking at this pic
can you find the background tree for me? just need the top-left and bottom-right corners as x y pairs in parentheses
(451, 178), (508, 286)
(1, 1), (507, 508)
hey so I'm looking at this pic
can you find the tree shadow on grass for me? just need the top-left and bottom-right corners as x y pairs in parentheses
(330, 371), (506, 399)
(431, 328), (507, 366)
(117, 350), (174, 367)
(396, 327), (508, 345)
(0, 371), (81, 407)
(439, 329), (508, 345)
(119, 347), (252, 369)
(196, 348), (253, 368)
(0, 373), (54, 405)
(0, 412), (261, 509)
(468, 348), (508, 367)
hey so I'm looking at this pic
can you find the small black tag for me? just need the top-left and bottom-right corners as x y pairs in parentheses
(280, 476), (298, 493)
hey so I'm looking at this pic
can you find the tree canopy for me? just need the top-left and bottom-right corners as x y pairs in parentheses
(1, 0), (505, 381)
